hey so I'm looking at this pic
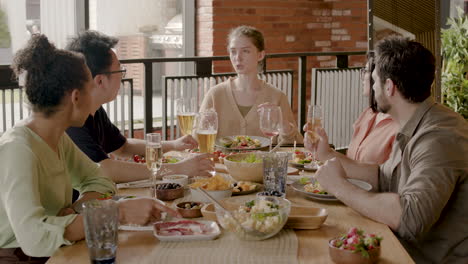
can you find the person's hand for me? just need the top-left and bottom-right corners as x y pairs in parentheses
(57, 207), (76, 216)
(303, 126), (333, 162)
(314, 157), (347, 195)
(165, 153), (215, 177)
(169, 135), (198, 151)
(118, 198), (181, 225)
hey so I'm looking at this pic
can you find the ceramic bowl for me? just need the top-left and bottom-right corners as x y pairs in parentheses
(223, 152), (264, 183)
(162, 174), (189, 187)
(176, 201), (203, 218)
(328, 239), (381, 264)
(201, 203), (217, 222)
(154, 183), (184, 201)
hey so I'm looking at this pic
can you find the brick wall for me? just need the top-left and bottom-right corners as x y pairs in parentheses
(196, 0), (368, 109)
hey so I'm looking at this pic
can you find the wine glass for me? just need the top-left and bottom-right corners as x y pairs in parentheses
(176, 98), (196, 136)
(305, 105), (323, 169)
(259, 106), (283, 151)
(146, 133), (162, 198)
(194, 110), (218, 176)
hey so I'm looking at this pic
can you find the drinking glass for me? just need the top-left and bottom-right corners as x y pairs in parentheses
(176, 98), (196, 136)
(82, 199), (119, 264)
(259, 106), (283, 151)
(262, 152), (291, 197)
(306, 105), (323, 169)
(146, 133), (162, 198)
(194, 111), (218, 176)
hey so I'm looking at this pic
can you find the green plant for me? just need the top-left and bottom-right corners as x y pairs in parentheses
(441, 7), (468, 119)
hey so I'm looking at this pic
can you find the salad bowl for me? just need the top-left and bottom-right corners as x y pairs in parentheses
(223, 152), (265, 183)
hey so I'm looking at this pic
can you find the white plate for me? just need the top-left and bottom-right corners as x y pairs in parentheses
(215, 135), (270, 151)
(289, 162), (320, 172)
(153, 220), (221, 241)
(291, 179), (372, 202)
(119, 224), (154, 231)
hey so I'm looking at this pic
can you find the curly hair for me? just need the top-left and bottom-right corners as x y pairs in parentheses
(11, 34), (89, 117)
(66, 30), (118, 77)
(375, 36), (435, 103)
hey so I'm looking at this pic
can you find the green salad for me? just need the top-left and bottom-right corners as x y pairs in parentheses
(227, 153), (262, 163)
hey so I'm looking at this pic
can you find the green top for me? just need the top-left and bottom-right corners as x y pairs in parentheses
(237, 104), (253, 117)
(0, 125), (115, 257)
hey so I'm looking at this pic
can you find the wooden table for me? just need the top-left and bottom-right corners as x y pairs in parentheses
(47, 169), (414, 264)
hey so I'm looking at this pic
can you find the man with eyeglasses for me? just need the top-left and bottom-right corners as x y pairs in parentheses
(65, 31), (214, 187)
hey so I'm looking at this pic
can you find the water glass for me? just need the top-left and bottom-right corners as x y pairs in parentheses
(262, 152), (291, 197)
(82, 199), (119, 264)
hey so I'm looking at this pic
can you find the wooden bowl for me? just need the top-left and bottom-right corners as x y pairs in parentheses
(155, 183), (184, 201)
(286, 206), (328, 229)
(176, 202), (203, 218)
(328, 239), (381, 264)
(201, 203), (217, 222)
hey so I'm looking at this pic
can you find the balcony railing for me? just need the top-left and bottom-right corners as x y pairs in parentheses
(1, 50), (366, 148)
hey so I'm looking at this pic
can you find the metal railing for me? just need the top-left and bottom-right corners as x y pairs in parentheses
(1, 51), (367, 138)
(119, 50), (366, 136)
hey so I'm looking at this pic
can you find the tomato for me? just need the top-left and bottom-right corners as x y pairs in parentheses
(133, 154), (141, 163)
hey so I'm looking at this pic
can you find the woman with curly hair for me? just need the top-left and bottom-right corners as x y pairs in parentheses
(0, 35), (178, 263)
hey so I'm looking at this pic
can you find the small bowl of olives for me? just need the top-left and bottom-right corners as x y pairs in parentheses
(176, 201), (203, 218)
(154, 183), (184, 201)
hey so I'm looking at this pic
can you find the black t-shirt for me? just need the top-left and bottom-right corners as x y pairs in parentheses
(66, 107), (127, 162)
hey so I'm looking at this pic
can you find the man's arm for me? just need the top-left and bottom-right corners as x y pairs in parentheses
(315, 158), (402, 231)
(100, 158), (150, 183)
(112, 135), (198, 158)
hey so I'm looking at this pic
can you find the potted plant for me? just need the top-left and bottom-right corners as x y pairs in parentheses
(441, 7), (468, 119)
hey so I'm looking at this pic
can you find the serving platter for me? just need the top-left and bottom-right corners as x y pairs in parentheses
(215, 135), (270, 151)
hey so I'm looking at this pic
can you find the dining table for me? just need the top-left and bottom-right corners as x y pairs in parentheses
(46, 150), (414, 264)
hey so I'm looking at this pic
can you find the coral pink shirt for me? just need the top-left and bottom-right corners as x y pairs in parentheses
(346, 107), (399, 164)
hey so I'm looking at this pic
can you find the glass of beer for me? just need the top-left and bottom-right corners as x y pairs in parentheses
(259, 106), (283, 151)
(146, 133), (162, 198)
(305, 105), (323, 169)
(176, 98), (196, 136)
(194, 111), (218, 176)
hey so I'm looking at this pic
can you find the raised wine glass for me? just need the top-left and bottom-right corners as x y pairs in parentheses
(176, 98), (196, 136)
(305, 105), (323, 169)
(194, 110), (218, 176)
(259, 106), (283, 152)
(146, 133), (162, 198)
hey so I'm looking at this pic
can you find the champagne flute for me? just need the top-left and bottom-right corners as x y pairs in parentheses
(259, 106), (283, 151)
(194, 111), (218, 176)
(176, 98), (196, 136)
(146, 133), (162, 198)
(305, 105), (323, 169)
